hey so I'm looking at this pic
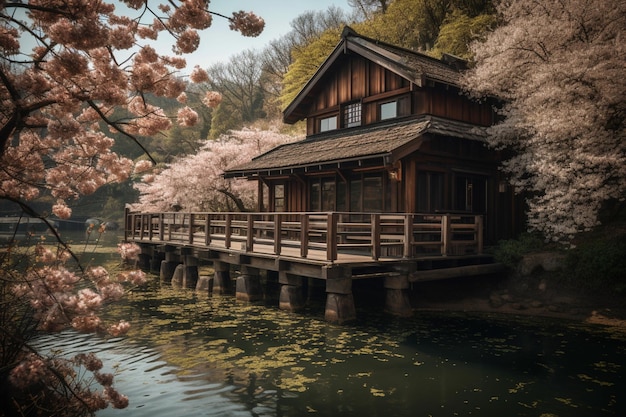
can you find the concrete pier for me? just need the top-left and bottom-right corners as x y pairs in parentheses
(212, 261), (231, 295)
(159, 247), (180, 283)
(384, 274), (412, 317)
(181, 250), (199, 289)
(279, 273), (305, 312)
(235, 266), (263, 302)
(325, 276), (356, 323)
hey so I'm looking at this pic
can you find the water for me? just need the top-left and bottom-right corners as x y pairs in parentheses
(33, 281), (626, 417)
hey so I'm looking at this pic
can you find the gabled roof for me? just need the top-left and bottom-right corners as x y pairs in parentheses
(224, 116), (487, 178)
(283, 27), (465, 124)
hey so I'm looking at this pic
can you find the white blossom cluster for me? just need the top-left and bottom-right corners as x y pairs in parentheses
(463, 0), (626, 243)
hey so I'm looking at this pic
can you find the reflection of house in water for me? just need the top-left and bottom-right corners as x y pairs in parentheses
(126, 28), (524, 323)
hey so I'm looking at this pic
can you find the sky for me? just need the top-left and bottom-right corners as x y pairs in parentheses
(180, 0), (352, 71)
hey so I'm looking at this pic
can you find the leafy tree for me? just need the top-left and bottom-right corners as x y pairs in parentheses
(206, 49), (265, 137)
(463, 0), (626, 243)
(280, 27), (345, 109)
(0, 1), (264, 414)
(349, 0), (392, 19)
(431, 9), (497, 59)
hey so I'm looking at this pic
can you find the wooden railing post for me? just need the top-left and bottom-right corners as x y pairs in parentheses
(124, 207), (130, 240)
(274, 214), (282, 255)
(300, 214), (309, 258)
(326, 212), (338, 262)
(188, 213), (195, 244)
(129, 213), (136, 241)
(246, 214), (254, 252)
(371, 213), (381, 260)
(442, 214), (451, 256)
(476, 215), (484, 254)
(167, 213), (172, 241)
(403, 214), (413, 258)
(141, 214), (147, 240)
(224, 213), (232, 249)
(159, 213), (164, 241)
(204, 215), (211, 246)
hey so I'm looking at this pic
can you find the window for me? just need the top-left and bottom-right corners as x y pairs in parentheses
(417, 172), (444, 212)
(380, 101), (397, 120)
(309, 177), (346, 211)
(343, 102), (361, 127)
(320, 116), (337, 132)
(274, 184), (285, 212)
(349, 173), (387, 213)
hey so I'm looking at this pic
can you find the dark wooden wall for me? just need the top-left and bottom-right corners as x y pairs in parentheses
(305, 55), (493, 136)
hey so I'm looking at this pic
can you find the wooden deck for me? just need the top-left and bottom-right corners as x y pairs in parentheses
(125, 210), (503, 321)
(126, 211), (484, 258)
(125, 210), (499, 280)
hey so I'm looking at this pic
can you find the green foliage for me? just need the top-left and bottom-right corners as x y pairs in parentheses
(492, 233), (545, 268)
(562, 234), (626, 294)
(209, 103), (243, 138)
(431, 10), (497, 59)
(280, 0), (497, 112)
(280, 27), (344, 109)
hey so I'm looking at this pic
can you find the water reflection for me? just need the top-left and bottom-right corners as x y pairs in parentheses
(35, 282), (626, 417)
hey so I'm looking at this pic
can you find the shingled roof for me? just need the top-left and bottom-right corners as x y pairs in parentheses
(283, 27), (465, 124)
(224, 116), (487, 178)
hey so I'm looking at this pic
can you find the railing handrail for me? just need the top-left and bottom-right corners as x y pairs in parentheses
(124, 209), (484, 261)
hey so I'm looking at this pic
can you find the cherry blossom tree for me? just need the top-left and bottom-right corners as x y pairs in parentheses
(132, 126), (298, 212)
(0, 1), (264, 414)
(463, 0), (626, 243)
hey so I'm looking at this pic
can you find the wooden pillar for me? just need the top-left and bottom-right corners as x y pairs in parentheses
(325, 276), (356, 324)
(236, 266), (262, 302)
(150, 249), (164, 273)
(182, 254), (199, 289)
(212, 261), (231, 295)
(159, 246), (180, 283)
(278, 272), (305, 312)
(383, 273), (412, 317)
(137, 245), (151, 270)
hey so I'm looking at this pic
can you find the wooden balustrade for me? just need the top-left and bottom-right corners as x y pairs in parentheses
(125, 210), (484, 261)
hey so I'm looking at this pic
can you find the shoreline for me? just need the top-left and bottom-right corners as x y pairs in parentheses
(410, 273), (626, 330)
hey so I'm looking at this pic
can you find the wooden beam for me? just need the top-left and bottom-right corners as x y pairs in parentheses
(409, 263), (505, 282)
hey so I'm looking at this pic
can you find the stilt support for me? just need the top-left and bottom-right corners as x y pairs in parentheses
(196, 275), (213, 292)
(182, 254), (199, 289)
(279, 273), (305, 312)
(325, 277), (355, 323)
(171, 264), (184, 287)
(384, 273), (412, 317)
(160, 246), (180, 283)
(150, 250), (164, 273)
(159, 246), (180, 284)
(137, 249), (151, 270)
(236, 266), (262, 302)
(212, 262), (231, 295)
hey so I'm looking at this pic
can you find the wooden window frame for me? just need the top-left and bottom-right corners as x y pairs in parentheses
(343, 101), (362, 128)
(319, 115), (338, 133)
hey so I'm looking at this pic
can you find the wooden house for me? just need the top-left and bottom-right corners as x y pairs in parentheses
(225, 27), (521, 244)
(124, 28), (523, 323)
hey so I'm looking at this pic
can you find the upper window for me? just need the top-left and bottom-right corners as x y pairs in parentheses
(343, 102), (362, 128)
(380, 101), (398, 120)
(320, 116), (338, 132)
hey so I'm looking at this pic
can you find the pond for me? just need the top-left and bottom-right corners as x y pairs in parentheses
(33, 279), (625, 417)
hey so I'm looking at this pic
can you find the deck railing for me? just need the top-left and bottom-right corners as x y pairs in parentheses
(125, 211), (483, 262)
